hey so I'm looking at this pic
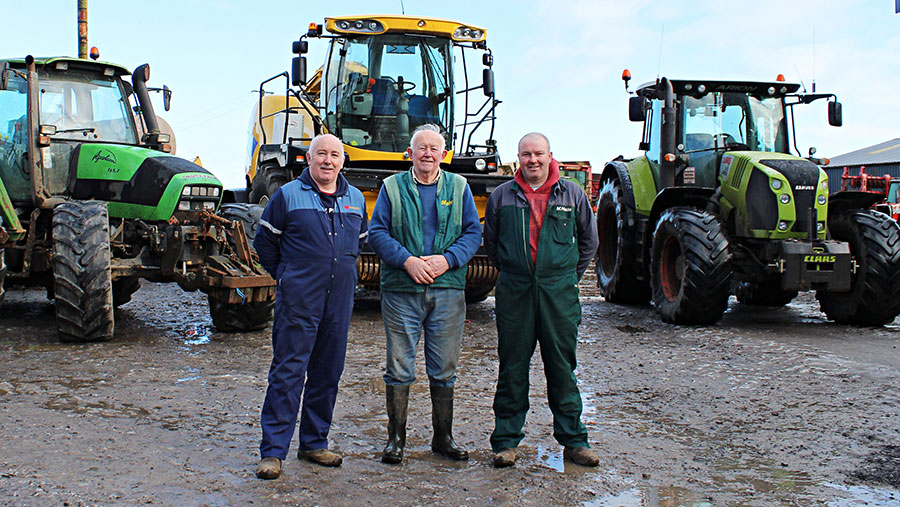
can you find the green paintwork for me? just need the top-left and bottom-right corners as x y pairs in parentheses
(73, 144), (223, 221)
(74, 144), (166, 181)
(625, 156), (659, 216)
(718, 152), (828, 240)
(0, 176), (25, 243)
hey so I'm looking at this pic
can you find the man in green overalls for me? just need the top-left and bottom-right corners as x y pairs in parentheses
(483, 132), (599, 468)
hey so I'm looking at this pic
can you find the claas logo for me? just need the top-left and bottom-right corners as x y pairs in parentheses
(804, 254), (836, 263)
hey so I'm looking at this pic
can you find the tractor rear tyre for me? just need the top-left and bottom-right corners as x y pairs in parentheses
(735, 280), (797, 307)
(596, 177), (650, 304)
(0, 248), (6, 316)
(207, 294), (274, 332)
(112, 277), (142, 307)
(52, 201), (114, 342)
(816, 210), (900, 325)
(209, 202), (274, 331)
(650, 207), (732, 325)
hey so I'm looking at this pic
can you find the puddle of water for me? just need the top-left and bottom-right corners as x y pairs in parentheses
(824, 482), (900, 506)
(534, 443), (565, 472)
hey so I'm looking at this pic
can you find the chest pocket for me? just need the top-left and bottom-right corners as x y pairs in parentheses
(339, 212), (364, 257)
(546, 206), (576, 245)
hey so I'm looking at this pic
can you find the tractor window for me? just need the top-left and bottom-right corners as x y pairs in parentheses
(323, 34), (452, 153)
(682, 92), (786, 153)
(0, 72), (30, 202)
(890, 182), (900, 204)
(39, 69), (137, 144)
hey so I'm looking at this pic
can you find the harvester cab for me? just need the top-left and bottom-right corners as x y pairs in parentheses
(0, 55), (275, 341)
(246, 15), (501, 204)
(596, 71), (900, 326)
(243, 15), (510, 304)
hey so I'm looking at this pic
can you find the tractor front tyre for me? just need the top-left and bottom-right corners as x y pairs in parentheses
(219, 203), (265, 245)
(816, 210), (900, 325)
(464, 285), (494, 304)
(650, 207), (732, 325)
(208, 294), (274, 332)
(249, 164), (289, 204)
(735, 280), (797, 307)
(112, 277), (142, 307)
(595, 178), (649, 304)
(52, 201), (114, 342)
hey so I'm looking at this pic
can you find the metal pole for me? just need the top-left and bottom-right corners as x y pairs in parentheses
(78, 0), (88, 59)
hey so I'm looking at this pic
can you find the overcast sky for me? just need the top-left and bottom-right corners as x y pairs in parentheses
(4, 0), (898, 187)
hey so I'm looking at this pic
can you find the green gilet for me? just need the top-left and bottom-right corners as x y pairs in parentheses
(380, 168), (468, 292)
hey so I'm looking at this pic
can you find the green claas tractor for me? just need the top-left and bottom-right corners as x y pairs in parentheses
(0, 55), (275, 341)
(595, 71), (900, 325)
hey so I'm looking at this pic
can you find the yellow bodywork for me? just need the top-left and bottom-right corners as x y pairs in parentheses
(325, 15), (486, 42)
(246, 94), (316, 184)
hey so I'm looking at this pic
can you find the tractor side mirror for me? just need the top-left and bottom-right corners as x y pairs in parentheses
(828, 101), (842, 127)
(292, 56), (307, 87)
(482, 68), (494, 97)
(629, 96), (646, 122)
(162, 85), (172, 112)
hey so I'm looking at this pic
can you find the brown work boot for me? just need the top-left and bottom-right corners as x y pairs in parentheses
(563, 446), (599, 467)
(492, 448), (517, 468)
(298, 448), (343, 467)
(256, 457), (282, 479)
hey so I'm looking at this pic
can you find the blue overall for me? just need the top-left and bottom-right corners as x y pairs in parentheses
(253, 169), (367, 459)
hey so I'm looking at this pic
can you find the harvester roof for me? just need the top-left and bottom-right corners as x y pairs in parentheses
(324, 15), (486, 43)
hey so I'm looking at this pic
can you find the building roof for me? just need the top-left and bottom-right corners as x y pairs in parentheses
(830, 138), (900, 166)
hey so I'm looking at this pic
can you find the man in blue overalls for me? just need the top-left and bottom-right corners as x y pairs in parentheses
(253, 134), (367, 479)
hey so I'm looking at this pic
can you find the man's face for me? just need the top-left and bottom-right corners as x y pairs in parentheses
(306, 135), (344, 190)
(517, 136), (552, 187)
(407, 130), (447, 179)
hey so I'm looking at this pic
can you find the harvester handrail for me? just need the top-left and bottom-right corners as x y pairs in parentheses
(257, 72), (291, 146)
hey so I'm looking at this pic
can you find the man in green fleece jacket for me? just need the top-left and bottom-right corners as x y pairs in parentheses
(483, 132), (600, 468)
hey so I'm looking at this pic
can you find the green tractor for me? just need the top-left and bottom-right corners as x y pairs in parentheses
(0, 55), (275, 341)
(596, 71), (900, 325)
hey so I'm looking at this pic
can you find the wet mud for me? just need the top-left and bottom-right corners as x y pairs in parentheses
(1, 277), (899, 506)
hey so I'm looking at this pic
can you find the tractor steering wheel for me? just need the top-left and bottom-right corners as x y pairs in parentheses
(392, 80), (416, 94)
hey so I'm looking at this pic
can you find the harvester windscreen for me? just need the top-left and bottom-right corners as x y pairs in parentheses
(324, 34), (452, 153)
(39, 69), (138, 145)
(682, 92), (787, 154)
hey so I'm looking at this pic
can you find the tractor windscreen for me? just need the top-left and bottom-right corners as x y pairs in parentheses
(682, 92), (788, 154)
(39, 69), (138, 145)
(323, 34), (453, 153)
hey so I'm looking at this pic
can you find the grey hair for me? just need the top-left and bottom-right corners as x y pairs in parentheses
(410, 124), (446, 151)
(517, 132), (551, 153)
(309, 133), (345, 157)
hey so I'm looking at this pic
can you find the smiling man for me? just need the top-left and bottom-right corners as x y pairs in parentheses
(483, 132), (600, 468)
(368, 124), (481, 465)
(253, 133), (367, 479)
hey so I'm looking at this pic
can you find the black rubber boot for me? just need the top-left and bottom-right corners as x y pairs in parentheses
(382, 385), (409, 464)
(430, 385), (469, 461)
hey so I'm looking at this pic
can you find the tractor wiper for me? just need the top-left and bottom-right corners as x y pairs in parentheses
(54, 127), (96, 134)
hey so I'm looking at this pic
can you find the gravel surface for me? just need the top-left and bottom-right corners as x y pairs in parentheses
(1, 277), (899, 506)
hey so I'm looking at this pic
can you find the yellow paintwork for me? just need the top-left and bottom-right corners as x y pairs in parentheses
(325, 15), (486, 42)
(246, 94), (316, 183)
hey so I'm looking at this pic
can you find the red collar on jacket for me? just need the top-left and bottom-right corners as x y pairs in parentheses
(514, 159), (561, 195)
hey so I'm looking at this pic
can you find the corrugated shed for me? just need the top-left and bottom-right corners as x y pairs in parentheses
(824, 138), (900, 193)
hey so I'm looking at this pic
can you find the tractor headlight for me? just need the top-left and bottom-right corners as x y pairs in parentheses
(817, 194), (827, 205)
(475, 159), (487, 170)
(178, 185), (221, 213)
(771, 179), (783, 190)
(779, 194), (791, 204)
(817, 222), (825, 232)
(778, 221), (789, 231)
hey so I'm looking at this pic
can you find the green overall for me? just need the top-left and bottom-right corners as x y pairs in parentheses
(489, 185), (589, 451)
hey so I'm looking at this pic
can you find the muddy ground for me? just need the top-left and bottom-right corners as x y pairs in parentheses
(1, 275), (899, 506)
